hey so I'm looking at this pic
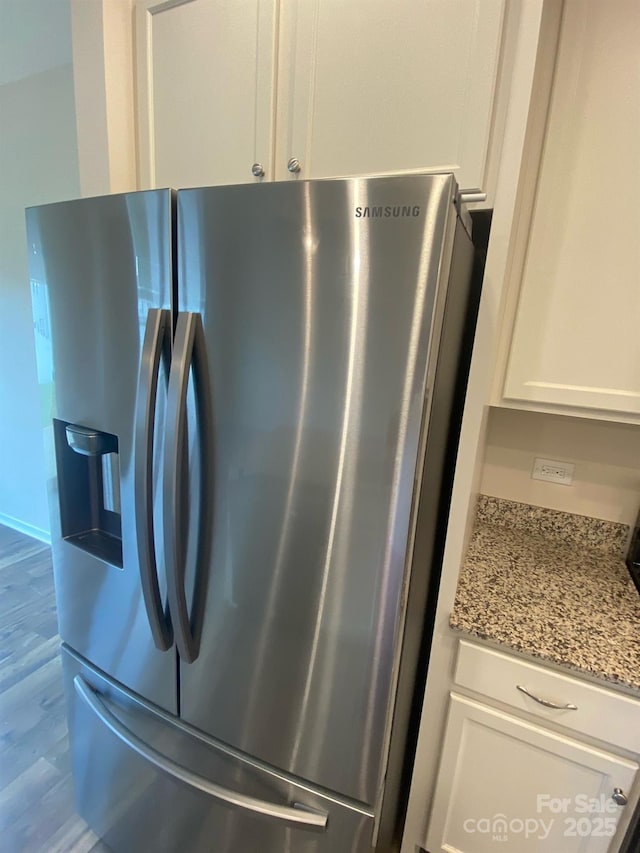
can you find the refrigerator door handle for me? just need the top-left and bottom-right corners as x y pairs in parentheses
(134, 308), (173, 650)
(73, 675), (328, 830)
(164, 311), (213, 664)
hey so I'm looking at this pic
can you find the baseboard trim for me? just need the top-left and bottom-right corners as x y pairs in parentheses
(0, 512), (51, 545)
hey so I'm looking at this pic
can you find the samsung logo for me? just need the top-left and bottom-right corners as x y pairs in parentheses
(355, 205), (421, 218)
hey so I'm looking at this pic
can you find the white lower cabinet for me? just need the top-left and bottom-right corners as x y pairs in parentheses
(425, 694), (637, 853)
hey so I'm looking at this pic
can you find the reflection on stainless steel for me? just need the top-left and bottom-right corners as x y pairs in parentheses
(291, 179), (371, 778)
(242, 183), (318, 755)
(30, 174), (477, 852)
(359, 185), (449, 801)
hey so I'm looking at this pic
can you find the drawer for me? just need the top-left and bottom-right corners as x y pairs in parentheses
(454, 639), (640, 754)
(62, 648), (374, 853)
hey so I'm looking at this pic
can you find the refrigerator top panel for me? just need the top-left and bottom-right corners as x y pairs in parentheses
(176, 174), (457, 804)
(26, 190), (178, 712)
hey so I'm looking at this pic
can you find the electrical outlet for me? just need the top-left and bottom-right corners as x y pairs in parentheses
(532, 457), (575, 485)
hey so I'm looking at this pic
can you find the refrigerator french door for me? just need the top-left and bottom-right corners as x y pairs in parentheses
(26, 190), (178, 714)
(28, 174), (475, 852)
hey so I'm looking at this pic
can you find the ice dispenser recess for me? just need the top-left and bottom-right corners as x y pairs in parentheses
(54, 419), (123, 567)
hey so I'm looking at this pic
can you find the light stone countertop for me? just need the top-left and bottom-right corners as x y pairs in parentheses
(450, 496), (640, 693)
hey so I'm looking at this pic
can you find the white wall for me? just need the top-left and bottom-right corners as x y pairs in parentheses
(480, 406), (640, 525)
(0, 0), (80, 538)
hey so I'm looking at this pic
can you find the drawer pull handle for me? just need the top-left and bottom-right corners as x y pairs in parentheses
(612, 788), (628, 806)
(517, 684), (578, 710)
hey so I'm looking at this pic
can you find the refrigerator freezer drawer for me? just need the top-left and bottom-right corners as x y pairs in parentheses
(62, 647), (374, 853)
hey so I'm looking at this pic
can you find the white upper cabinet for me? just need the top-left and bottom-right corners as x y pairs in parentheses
(274, 0), (505, 190)
(501, 0), (640, 419)
(135, 0), (506, 193)
(135, 0), (278, 188)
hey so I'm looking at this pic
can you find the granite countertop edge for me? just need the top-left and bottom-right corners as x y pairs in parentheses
(450, 496), (640, 697)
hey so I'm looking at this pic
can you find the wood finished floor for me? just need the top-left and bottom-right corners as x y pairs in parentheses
(0, 524), (110, 852)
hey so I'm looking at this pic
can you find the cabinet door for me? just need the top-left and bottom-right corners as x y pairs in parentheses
(275, 0), (505, 191)
(135, 0), (278, 189)
(502, 0), (640, 418)
(426, 694), (637, 853)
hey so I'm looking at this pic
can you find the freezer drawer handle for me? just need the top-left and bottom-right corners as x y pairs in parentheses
(134, 308), (173, 650)
(164, 312), (214, 663)
(73, 676), (329, 830)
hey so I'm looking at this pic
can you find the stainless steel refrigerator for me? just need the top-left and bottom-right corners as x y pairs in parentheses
(27, 174), (476, 853)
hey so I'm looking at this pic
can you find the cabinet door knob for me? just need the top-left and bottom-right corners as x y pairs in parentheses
(612, 788), (628, 806)
(251, 163), (265, 178)
(287, 157), (301, 174)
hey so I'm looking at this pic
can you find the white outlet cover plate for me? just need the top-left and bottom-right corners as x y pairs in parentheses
(532, 457), (575, 485)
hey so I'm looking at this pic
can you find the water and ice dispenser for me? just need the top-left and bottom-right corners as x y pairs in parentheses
(54, 419), (123, 567)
